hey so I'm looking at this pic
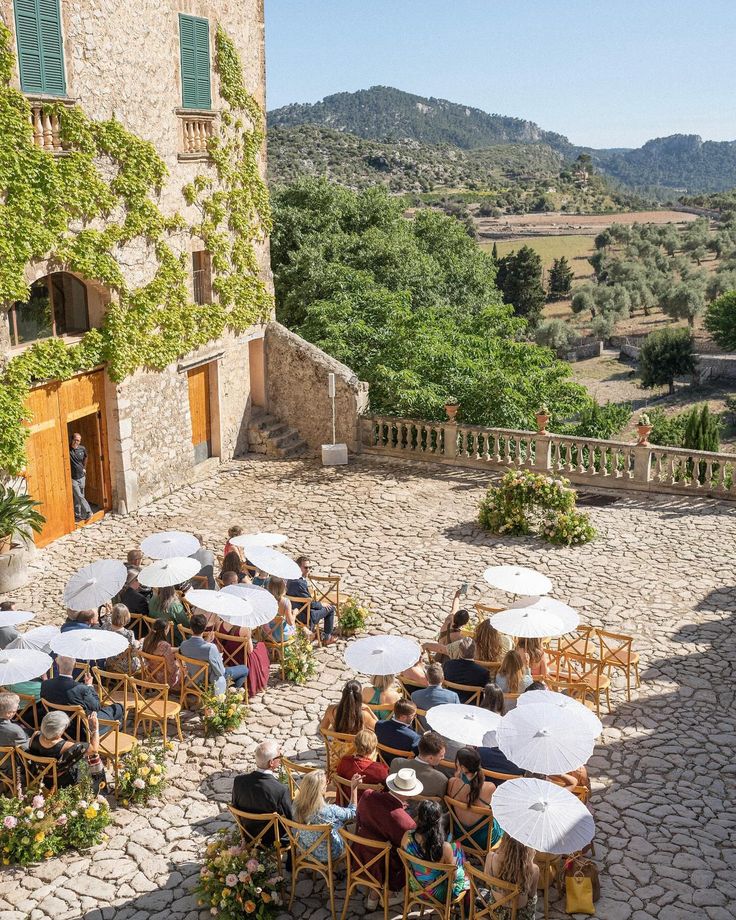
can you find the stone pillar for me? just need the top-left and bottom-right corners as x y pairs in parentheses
(632, 444), (652, 486)
(533, 434), (552, 472)
(444, 422), (458, 460)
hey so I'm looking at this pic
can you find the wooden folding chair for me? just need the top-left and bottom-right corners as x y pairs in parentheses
(398, 676), (427, 698)
(413, 706), (429, 731)
(444, 795), (499, 866)
(443, 679), (483, 705)
(554, 624), (598, 661)
(129, 675), (182, 743)
(128, 612), (147, 641)
(310, 573), (341, 617)
(281, 816), (343, 920)
(466, 864), (520, 919)
(376, 742), (414, 769)
(561, 651), (612, 716)
(287, 595), (323, 647)
(15, 693), (39, 732)
(399, 848), (466, 920)
(339, 828), (391, 920)
(598, 629), (640, 700)
(16, 748), (58, 794)
(534, 852), (562, 919)
(320, 728), (356, 778)
(0, 746), (18, 796)
(482, 768), (523, 783)
(93, 667), (135, 718)
(174, 651), (210, 710)
(474, 660), (502, 675)
(140, 615), (174, 643)
(473, 603), (504, 621)
(262, 618), (297, 680)
(39, 701), (87, 742)
(332, 773), (382, 806)
(281, 756), (318, 799)
(364, 700), (397, 721)
(191, 574), (209, 589)
(97, 715), (137, 789)
(139, 650), (172, 686)
(211, 631), (250, 705)
(228, 805), (284, 860)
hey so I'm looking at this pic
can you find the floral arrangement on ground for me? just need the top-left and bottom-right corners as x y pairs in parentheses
(115, 741), (168, 805)
(196, 831), (283, 919)
(478, 469), (595, 546)
(338, 595), (370, 635)
(282, 629), (318, 685)
(202, 685), (249, 735)
(0, 778), (109, 865)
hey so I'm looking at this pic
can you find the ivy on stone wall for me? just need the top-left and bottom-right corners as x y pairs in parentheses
(0, 22), (272, 476)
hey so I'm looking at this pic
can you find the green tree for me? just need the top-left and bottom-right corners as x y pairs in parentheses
(491, 241), (499, 263)
(594, 229), (612, 250)
(639, 327), (696, 394)
(682, 404), (721, 452)
(547, 257), (574, 301)
(571, 286), (596, 315)
(661, 282), (705, 327)
(496, 245), (546, 327)
(704, 291), (736, 350)
(534, 318), (577, 356)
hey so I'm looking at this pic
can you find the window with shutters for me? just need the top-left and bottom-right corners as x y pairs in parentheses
(13, 0), (67, 96)
(179, 14), (212, 110)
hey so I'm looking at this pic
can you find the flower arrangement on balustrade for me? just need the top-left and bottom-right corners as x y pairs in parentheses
(196, 830), (283, 919)
(282, 629), (318, 685)
(338, 595), (370, 636)
(116, 741), (168, 805)
(202, 686), (249, 735)
(478, 469), (595, 547)
(0, 779), (109, 865)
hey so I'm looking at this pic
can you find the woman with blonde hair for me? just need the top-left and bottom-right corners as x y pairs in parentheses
(516, 637), (548, 679)
(104, 603), (141, 673)
(495, 649), (532, 696)
(475, 619), (512, 665)
(335, 729), (388, 802)
(483, 834), (539, 919)
(293, 768), (362, 862)
(363, 674), (402, 720)
(263, 576), (296, 642)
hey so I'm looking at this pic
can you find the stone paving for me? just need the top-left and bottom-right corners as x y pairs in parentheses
(1, 454), (735, 920)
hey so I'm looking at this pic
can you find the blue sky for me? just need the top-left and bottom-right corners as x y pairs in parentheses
(265, 0), (736, 149)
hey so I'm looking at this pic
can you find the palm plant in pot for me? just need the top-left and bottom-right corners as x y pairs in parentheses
(0, 483), (45, 555)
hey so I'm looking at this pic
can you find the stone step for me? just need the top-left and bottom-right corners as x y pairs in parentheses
(247, 409), (309, 459)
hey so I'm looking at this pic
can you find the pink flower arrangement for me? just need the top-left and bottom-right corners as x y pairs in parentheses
(3, 815), (17, 829)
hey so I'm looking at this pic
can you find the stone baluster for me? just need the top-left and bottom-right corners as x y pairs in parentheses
(533, 433), (552, 473)
(32, 106), (44, 147)
(50, 112), (62, 151)
(42, 111), (53, 149)
(444, 422), (458, 460)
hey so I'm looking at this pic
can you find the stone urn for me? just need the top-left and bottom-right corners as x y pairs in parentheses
(535, 411), (551, 434)
(636, 423), (652, 446)
(445, 401), (460, 422)
(0, 540), (34, 593)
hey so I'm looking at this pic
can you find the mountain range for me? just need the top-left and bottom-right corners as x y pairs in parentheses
(268, 86), (736, 195)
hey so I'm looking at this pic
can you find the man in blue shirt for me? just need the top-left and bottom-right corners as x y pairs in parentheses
(180, 613), (248, 695)
(286, 556), (337, 646)
(374, 699), (421, 766)
(411, 663), (460, 728)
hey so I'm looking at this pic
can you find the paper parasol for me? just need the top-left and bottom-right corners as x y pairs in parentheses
(220, 584), (277, 628)
(0, 610), (35, 628)
(50, 629), (129, 661)
(496, 702), (596, 774)
(230, 532), (288, 549)
(184, 589), (253, 624)
(426, 703), (502, 747)
(140, 531), (199, 560)
(344, 635), (421, 676)
(483, 566), (552, 597)
(7, 624), (60, 653)
(138, 556), (201, 588)
(517, 689), (602, 737)
(63, 560), (127, 611)
(0, 648), (52, 683)
(242, 545), (301, 580)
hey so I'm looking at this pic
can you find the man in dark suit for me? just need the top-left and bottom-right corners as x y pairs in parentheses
(392, 730), (448, 803)
(40, 656), (124, 726)
(232, 740), (293, 845)
(478, 730), (525, 781)
(375, 699), (421, 766)
(118, 567), (149, 615)
(286, 556), (336, 646)
(442, 638), (489, 703)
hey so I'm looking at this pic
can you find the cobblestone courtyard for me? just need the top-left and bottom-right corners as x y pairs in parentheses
(1, 455), (735, 920)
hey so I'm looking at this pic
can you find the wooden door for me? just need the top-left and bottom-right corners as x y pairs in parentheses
(187, 365), (212, 463)
(72, 413), (104, 509)
(248, 337), (266, 408)
(24, 384), (74, 546)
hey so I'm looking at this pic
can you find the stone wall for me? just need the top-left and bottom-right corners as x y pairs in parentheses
(263, 323), (369, 453)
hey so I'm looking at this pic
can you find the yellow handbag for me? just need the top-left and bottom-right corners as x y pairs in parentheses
(565, 872), (595, 915)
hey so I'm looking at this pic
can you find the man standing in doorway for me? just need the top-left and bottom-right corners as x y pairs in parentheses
(69, 432), (92, 522)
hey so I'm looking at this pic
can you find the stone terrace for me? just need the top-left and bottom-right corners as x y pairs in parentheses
(1, 455), (735, 920)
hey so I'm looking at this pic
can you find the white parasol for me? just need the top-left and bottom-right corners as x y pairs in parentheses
(490, 600), (578, 639)
(496, 702), (596, 775)
(63, 560), (127, 611)
(220, 584), (277, 628)
(426, 703), (502, 747)
(0, 648), (53, 684)
(492, 777), (595, 854)
(50, 629), (129, 661)
(140, 531), (199, 560)
(242, 545), (301, 581)
(230, 532), (288, 549)
(138, 556), (201, 588)
(506, 596), (580, 632)
(344, 635), (421, 676)
(483, 566), (552, 597)
(7, 624), (60, 654)
(184, 589), (253, 624)
(0, 610), (35, 628)
(517, 689), (603, 737)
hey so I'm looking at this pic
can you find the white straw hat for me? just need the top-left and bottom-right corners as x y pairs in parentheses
(386, 768), (423, 797)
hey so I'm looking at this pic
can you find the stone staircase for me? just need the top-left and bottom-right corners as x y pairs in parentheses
(247, 408), (309, 459)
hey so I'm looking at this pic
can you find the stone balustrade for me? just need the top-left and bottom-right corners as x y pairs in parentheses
(178, 112), (216, 156)
(28, 101), (65, 153)
(360, 415), (736, 500)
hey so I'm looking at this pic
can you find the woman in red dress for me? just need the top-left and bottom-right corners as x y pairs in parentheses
(216, 620), (270, 696)
(335, 729), (388, 803)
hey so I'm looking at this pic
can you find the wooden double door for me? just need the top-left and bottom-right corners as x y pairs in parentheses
(24, 370), (112, 547)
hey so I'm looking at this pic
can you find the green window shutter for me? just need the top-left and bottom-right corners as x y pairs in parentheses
(14, 0), (66, 95)
(179, 14), (211, 109)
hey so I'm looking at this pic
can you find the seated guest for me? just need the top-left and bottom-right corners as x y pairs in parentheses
(524, 680), (548, 694)
(293, 769), (360, 862)
(399, 659), (428, 690)
(0, 601), (20, 649)
(263, 577), (297, 642)
(232, 740), (292, 844)
(286, 556), (337, 646)
(411, 663), (460, 728)
(141, 619), (180, 689)
(375, 699), (421, 763)
(119, 567), (149, 615)
(355, 771), (419, 904)
(41, 656), (124, 726)
(482, 835), (539, 920)
(149, 586), (189, 645)
(223, 525), (244, 559)
(127, 549), (143, 567)
(0, 692), (30, 750)
(446, 747), (502, 851)
(437, 589), (471, 647)
(442, 638), (489, 703)
(401, 800), (469, 901)
(219, 570), (239, 588)
(335, 729), (389, 803)
(190, 533), (216, 589)
(216, 619), (270, 697)
(28, 710), (99, 790)
(516, 637), (548, 680)
(551, 763), (591, 791)
(104, 603), (141, 674)
(219, 550), (249, 584)
(321, 680), (378, 735)
(60, 608), (97, 633)
(480, 683), (505, 716)
(180, 613), (248, 694)
(475, 619), (513, 665)
(495, 649), (533, 699)
(363, 674), (402, 720)
(392, 730), (448, 800)
(478, 729), (524, 780)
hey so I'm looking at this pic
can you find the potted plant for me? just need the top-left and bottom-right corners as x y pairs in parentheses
(444, 398), (460, 421)
(338, 596), (370, 637)
(0, 483), (44, 555)
(535, 404), (551, 434)
(636, 412), (652, 445)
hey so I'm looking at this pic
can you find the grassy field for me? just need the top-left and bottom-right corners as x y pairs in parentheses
(480, 234), (595, 280)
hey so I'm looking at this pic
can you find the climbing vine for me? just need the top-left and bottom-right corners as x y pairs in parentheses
(0, 22), (272, 475)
